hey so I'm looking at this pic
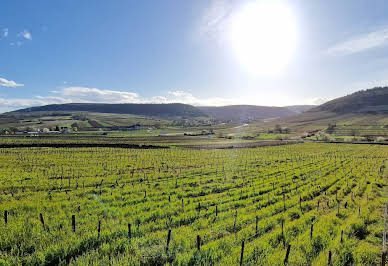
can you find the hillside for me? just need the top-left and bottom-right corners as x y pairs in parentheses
(198, 105), (297, 122)
(10, 104), (315, 124)
(254, 87), (388, 135)
(11, 103), (206, 118)
(312, 86), (388, 113)
(285, 105), (315, 113)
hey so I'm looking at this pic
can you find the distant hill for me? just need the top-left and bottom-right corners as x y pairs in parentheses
(312, 87), (388, 113)
(11, 103), (206, 118)
(285, 105), (315, 113)
(198, 105), (297, 122)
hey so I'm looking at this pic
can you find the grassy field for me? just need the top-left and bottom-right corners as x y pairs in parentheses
(0, 112), (174, 131)
(254, 111), (388, 134)
(0, 143), (386, 265)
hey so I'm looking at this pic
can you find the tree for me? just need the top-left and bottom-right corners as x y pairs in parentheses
(326, 123), (336, 134)
(274, 124), (282, 133)
(8, 127), (18, 133)
(283, 127), (290, 134)
(364, 135), (375, 142)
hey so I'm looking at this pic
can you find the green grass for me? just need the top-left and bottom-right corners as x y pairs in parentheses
(255, 133), (292, 140)
(0, 143), (386, 265)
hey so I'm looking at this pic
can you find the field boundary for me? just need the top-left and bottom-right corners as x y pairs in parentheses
(0, 143), (169, 149)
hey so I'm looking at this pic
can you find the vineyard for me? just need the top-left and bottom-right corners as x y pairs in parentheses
(0, 143), (387, 265)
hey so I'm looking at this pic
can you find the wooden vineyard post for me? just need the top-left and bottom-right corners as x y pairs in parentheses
(310, 223), (313, 240)
(216, 205), (218, 217)
(72, 215), (76, 233)
(197, 235), (201, 251)
(166, 229), (171, 252)
(281, 220), (285, 247)
(234, 210), (238, 230)
(128, 223), (132, 243)
(168, 195), (171, 202)
(182, 198), (184, 210)
(144, 190), (147, 198)
(99, 179), (103, 195)
(4, 210), (8, 224)
(299, 196), (302, 212)
(284, 244), (291, 265)
(283, 194), (286, 212)
(255, 216), (259, 236)
(240, 240), (245, 266)
(340, 230), (343, 243)
(39, 213), (45, 231)
(268, 192), (270, 204)
(98, 220), (101, 238)
(337, 201), (340, 215)
(328, 250), (332, 265)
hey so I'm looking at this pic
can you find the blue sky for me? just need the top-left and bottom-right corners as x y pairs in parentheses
(2, 0), (388, 112)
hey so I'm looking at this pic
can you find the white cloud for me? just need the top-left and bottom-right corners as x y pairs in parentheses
(164, 90), (237, 106)
(0, 77), (24, 87)
(0, 96), (68, 113)
(327, 26), (388, 56)
(2, 28), (8, 38)
(58, 87), (141, 103)
(18, 29), (32, 40)
(311, 97), (329, 105)
(56, 87), (237, 106)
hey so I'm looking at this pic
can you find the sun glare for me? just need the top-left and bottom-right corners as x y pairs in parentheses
(229, 1), (298, 76)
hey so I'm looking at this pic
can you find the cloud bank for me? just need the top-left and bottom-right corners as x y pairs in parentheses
(0, 77), (24, 87)
(0, 86), (241, 113)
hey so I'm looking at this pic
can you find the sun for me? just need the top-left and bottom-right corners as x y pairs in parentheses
(228, 1), (298, 76)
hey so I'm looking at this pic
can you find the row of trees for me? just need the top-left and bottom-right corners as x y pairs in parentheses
(0, 125), (62, 134)
(269, 124), (290, 134)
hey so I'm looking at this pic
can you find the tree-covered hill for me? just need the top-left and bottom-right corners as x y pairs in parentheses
(312, 87), (388, 113)
(10, 103), (206, 118)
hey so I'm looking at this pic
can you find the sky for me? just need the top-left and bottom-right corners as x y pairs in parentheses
(2, 0), (388, 112)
